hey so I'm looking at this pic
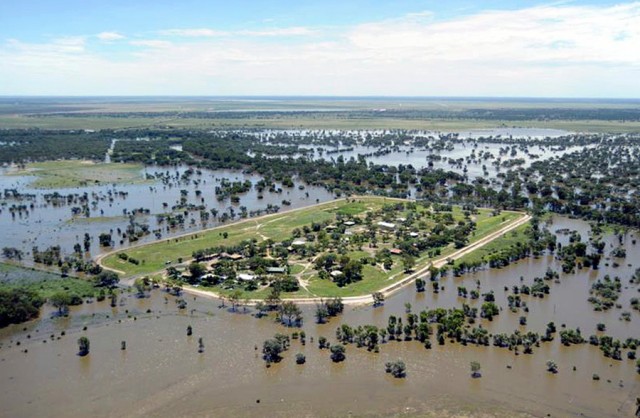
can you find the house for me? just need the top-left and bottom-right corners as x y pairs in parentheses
(237, 273), (255, 281)
(266, 267), (286, 274)
(201, 273), (217, 282)
(377, 221), (396, 230)
(221, 253), (243, 261)
(291, 239), (306, 246)
(330, 270), (343, 279)
(343, 220), (355, 226)
(390, 248), (403, 255)
(409, 232), (420, 238)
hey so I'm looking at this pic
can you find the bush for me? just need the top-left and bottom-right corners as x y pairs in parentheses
(0, 288), (44, 327)
(385, 360), (407, 378)
(330, 344), (346, 362)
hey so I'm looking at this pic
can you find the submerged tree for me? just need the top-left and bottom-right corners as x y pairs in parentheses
(372, 292), (385, 307)
(262, 338), (284, 365)
(77, 336), (90, 356)
(50, 292), (71, 315)
(278, 301), (302, 327)
(385, 360), (407, 378)
(470, 361), (482, 378)
(330, 344), (346, 362)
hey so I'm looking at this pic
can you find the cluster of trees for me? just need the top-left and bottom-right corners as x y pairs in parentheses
(0, 129), (111, 163)
(314, 297), (344, 324)
(0, 288), (43, 327)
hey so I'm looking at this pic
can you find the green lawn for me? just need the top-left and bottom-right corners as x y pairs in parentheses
(330, 201), (369, 216)
(9, 160), (146, 188)
(305, 264), (396, 297)
(0, 263), (97, 299)
(101, 197), (527, 298)
(102, 197), (397, 276)
(452, 222), (531, 267)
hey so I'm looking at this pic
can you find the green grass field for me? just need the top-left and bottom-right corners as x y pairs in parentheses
(0, 263), (97, 299)
(2, 113), (639, 133)
(452, 222), (530, 268)
(9, 160), (146, 188)
(101, 196), (527, 298)
(102, 197), (401, 276)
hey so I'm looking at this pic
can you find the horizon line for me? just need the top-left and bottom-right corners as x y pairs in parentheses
(1, 95), (640, 101)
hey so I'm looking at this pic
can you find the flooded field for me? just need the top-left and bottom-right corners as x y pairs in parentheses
(0, 128), (577, 258)
(1, 127), (639, 417)
(1, 215), (638, 417)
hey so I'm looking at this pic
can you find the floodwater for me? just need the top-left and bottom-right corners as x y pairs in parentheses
(1, 215), (638, 417)
(1, 128), (638, 416)
(0, 165), (334, 258)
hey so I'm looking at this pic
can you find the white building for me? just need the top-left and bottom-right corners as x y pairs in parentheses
(377, 221), (396, 230)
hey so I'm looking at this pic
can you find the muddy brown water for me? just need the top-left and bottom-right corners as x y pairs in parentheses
(1, 215), (639, 417)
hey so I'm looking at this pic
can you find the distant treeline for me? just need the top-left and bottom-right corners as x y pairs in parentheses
(29, 107), (640, 121)
(0, 129), (111, 163)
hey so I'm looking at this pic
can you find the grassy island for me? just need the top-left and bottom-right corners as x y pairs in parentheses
(100, 197), (527, 299)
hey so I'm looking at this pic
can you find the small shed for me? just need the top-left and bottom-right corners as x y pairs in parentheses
(377, 221), (396, 230)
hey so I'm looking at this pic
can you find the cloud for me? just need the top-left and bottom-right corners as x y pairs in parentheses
(237, 27), (314, 37)
(159, 28), (228, 37)
(96, 31), (125, 41)
(159, 26), (314, 38)
(129, 39), (173, 48)
(345, 3), (640, 65)
(1, 3), (640, 96)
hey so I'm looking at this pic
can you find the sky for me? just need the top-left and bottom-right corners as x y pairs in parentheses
(0, 0), (639, 97)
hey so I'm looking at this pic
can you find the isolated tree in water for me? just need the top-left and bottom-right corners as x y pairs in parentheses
(50, 292), (71, 315)
(470, 361), (482, 378)
(77, 336), (90, 356)
(372, 292), (385, 307)
(330, 344), (346, 362)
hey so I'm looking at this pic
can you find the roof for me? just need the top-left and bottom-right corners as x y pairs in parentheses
(330, 270), (343, 278)
(343, 221), (355, 226)
(291, 239), (307, 246)
(377, 221), (396, 229)
(238, 274), (255, 281)
(266, 267), (286, 273)
(390, 248), (403, 255)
